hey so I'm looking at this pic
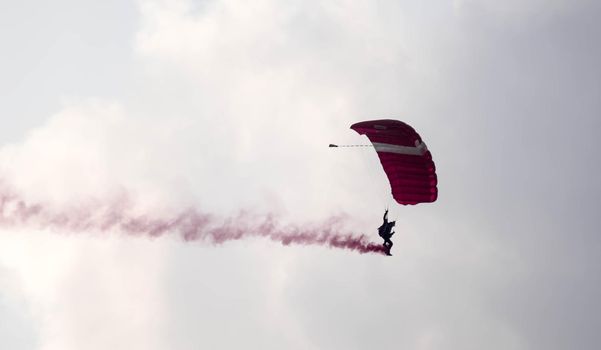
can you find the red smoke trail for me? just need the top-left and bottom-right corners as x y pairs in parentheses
(0, 182), (386, 255)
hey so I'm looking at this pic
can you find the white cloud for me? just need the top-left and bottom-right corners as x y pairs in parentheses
(0, 230), (168, 350)
(453, 0), (573, 18)
(0, 98), (179, 350)
(0, 98), (203, 212)
(132, 0), (449, 220)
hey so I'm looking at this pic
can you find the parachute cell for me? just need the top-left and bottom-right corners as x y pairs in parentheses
(351, 119), (438, 205)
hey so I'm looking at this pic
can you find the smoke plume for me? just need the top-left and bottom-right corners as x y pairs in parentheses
(0, 180), (386, 255)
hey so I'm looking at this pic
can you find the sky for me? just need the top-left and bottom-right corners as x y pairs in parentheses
(1, 0), (600, 349)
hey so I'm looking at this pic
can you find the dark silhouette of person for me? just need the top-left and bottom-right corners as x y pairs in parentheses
(378, 209), (395, 256)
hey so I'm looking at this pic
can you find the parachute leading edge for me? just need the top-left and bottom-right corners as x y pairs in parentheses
(351, 119), (438, 205)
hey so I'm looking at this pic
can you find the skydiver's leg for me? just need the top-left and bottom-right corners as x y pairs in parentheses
(384, 239), (393, 255)
(384, 242), (392, 256)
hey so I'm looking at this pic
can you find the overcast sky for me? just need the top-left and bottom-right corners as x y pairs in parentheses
(1, 0), (600, 349)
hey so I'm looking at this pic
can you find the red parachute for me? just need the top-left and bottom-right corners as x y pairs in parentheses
(350, 119), (437, 205)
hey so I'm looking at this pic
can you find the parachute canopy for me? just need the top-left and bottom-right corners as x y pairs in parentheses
(351, 119), (437, 205)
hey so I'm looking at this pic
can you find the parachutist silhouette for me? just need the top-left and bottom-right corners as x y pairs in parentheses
(378, 209), (395, 256)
